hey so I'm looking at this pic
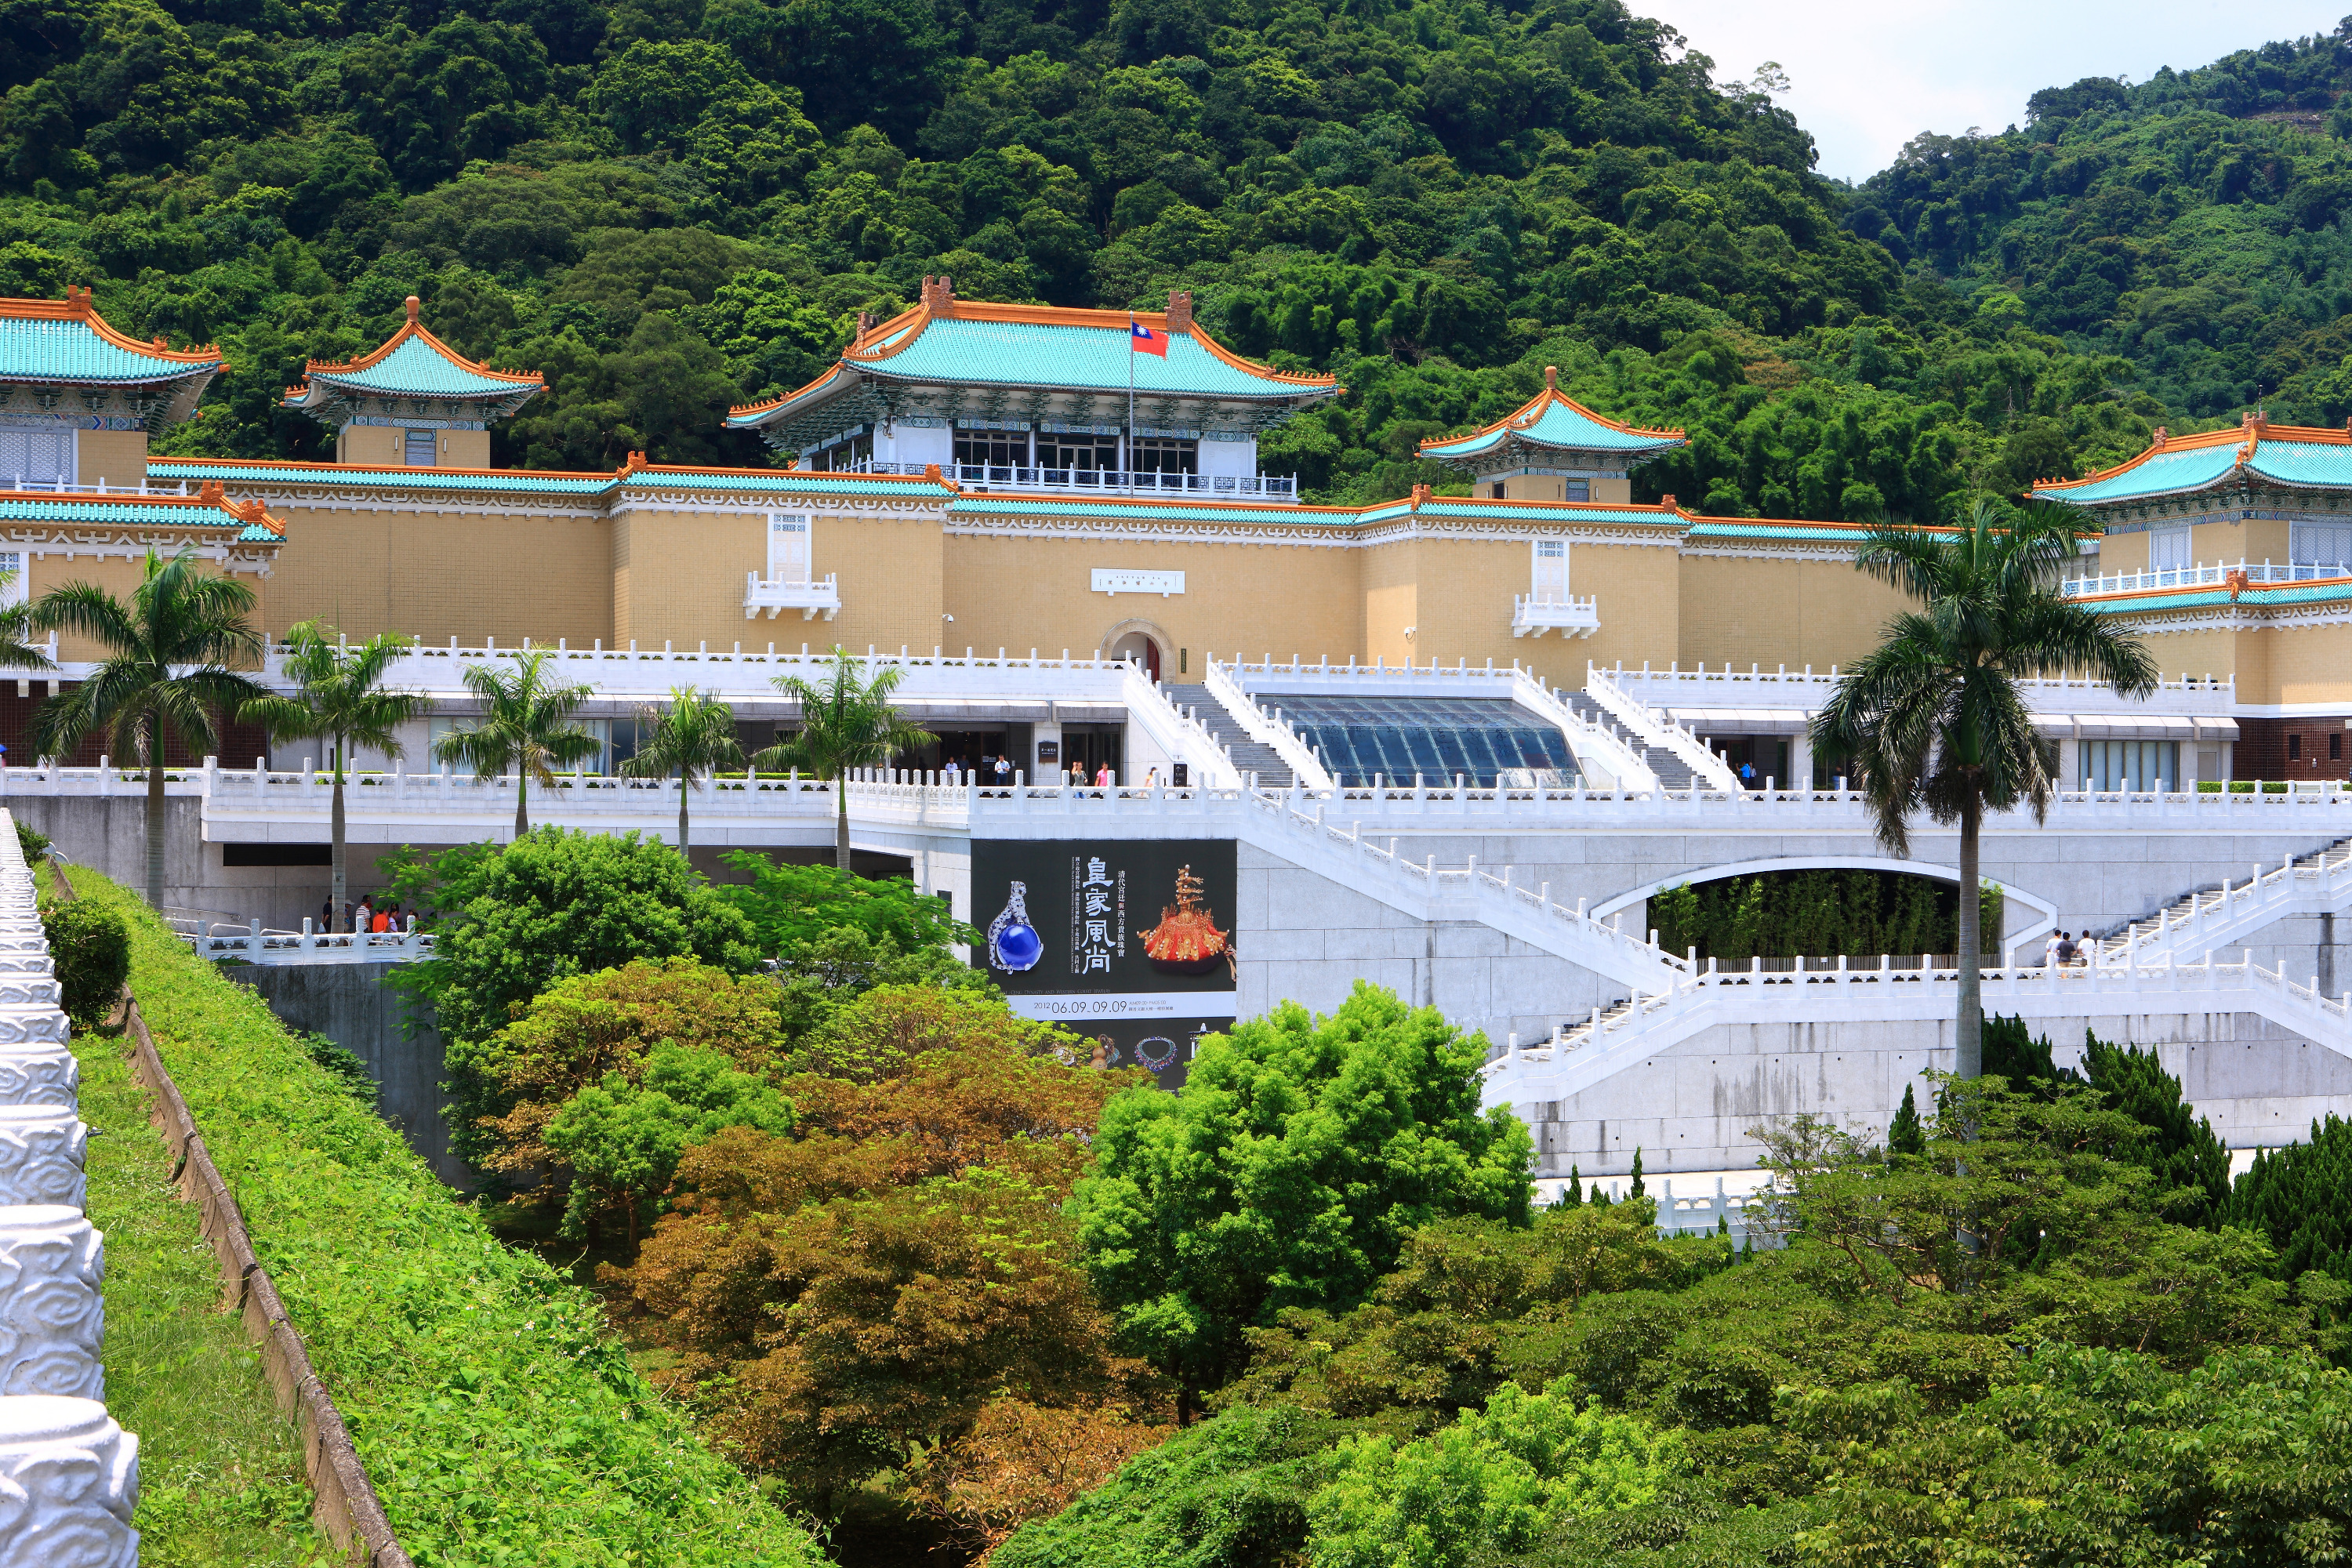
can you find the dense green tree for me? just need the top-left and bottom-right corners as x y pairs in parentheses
(417, 824), (759, 1051)
(430, 648), (597, 837)
(619, 685), (742, 854)
(1073, 981), (1534, 1414)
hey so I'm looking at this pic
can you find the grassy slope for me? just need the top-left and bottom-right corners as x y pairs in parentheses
(77, 1000), (339, 1564)
(73, 867), (822, 1568)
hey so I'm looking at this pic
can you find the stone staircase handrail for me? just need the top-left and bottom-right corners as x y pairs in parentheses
(1202, 661), (1336, 790)
(1582, 662), (1744, 790)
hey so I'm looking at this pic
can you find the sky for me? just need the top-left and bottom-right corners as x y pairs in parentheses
(1634, 1), (2345, 183)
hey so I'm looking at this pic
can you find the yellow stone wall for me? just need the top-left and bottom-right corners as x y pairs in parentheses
(331, 426), (487, 467)
(612, 504), (948, 654)
(24, 549), (270, 662)
(74, 430), (147, 488)
(265, 503), (612, 644)
(1359, 538), (1416, 666)
(942, 526), (1363, 666)
(1674, 554), (1911, 671)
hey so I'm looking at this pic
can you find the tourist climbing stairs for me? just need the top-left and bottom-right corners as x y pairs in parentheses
(2089, 833), (2352, 967)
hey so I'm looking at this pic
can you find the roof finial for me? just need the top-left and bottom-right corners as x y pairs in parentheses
(1410, 483), (1429, 510)
(1661, 493), (1677, 510)
(1543, 365), (1558, 391)
(63, 285), (89, 315)
(1167, 290), (1194, 332)
(405, 296), (420, 325)
(920, 275), (956, 317)
(2152, 426), (2167, 448)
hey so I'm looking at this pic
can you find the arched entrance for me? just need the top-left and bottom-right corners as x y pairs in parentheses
(1102, 620), (1169, 681)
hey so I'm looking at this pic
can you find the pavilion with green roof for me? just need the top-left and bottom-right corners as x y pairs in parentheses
(284, 296), (542, 468)
(0, 286), (225, 489)
(1419, 367), (1685, 504)
(725, 278), (1340, 500)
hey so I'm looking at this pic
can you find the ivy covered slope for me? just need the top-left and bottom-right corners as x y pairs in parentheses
(72, 869), (821, 1568)
(0, 0), (2302, 514)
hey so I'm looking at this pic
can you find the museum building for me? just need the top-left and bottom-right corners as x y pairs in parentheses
(0, 281), (2336, 784)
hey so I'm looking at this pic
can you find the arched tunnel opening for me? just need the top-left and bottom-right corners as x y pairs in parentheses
(1650, 867), (2004, 966)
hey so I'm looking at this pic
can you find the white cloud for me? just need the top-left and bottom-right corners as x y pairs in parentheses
(1633, 1), (2344, 181)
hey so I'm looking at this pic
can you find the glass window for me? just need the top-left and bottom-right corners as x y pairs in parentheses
(404, 429), (435, 466)
(0, 551), (23, 608)
(953, 428), (1025, 468)
(2292, 521), (2352, 571)
(1531, 539), (1567, 603)
(1131, 437), (1197, 474)
(2081, 739), (2177, 790)
(2148, 527), (2190, 574)
(1039, 434), (1116, 471)
(768, 514), (810, 584)
(1564, 480), (1591, 502)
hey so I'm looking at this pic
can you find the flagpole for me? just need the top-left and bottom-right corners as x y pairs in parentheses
(1127, 314), (1136, 485)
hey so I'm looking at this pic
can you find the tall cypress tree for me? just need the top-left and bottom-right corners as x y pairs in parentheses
(1888, 1083), (1926, 1156)
(2224, 1116), (2352, 1286)
(2082, 1033), (2230, 1229)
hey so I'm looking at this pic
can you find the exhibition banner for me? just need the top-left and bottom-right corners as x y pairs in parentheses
(972, 837), (1237, 1088)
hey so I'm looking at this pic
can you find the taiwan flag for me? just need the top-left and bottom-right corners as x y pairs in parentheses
(1130, 318), (1167, 358)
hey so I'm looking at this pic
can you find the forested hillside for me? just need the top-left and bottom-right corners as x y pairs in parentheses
(0, 0), (2345, 510)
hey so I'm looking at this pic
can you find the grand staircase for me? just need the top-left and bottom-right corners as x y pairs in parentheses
(1555, 690), (1697, 789)
(2089, 833), (2352, 966)
(1163, 684), (1295, 787)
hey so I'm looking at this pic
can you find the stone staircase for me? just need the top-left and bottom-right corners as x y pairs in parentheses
(2090, 833), (2352, 964)
(1164, 684), (1295, 787)
(1556, 690), (1697, 789)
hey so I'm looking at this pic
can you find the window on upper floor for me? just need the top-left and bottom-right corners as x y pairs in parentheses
(953, 428), (1025, 469)
(768, 514), (810, 585)
(404, 429), (435, 466)
(1565, 480), (1590, 502)
(1531, 538), (1567, 604)
(1039, 434), (1116, 472)
(2291, 521), (2352, 571)
(2148, 527), (2190, 573)
(0, 551), (24, 609)
(1131, 437), (1197, 475)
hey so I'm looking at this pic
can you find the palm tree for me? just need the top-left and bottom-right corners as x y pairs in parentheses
(0, 564), (53, 681)
(620, 685), (743, 855)
(30, 547), (267, 908)
(431, 648), (598, 838)
(753, 647), (935, 870)
(238, 622), (424, 928)
(1813, 499), (2158, 1078)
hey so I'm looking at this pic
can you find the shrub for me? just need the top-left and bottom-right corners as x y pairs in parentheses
(43, 899), (129, 1028)
(1305, 1379), (1684, 1568)
(2198, 779), (2223, 793)
(449, 956), (788, 1179)
(14, 820), (48, 862)
(542, 1042), (797, 1247)
(714, 851), (975, 956)
(1073, 982), (1533, 1410)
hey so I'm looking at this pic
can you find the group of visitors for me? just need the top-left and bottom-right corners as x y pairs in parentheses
(321, 896), (416, 938)
(2042, 930), (2089, 967)
(1063, 759), (1116, 788)
(942, 754), (1017, 786)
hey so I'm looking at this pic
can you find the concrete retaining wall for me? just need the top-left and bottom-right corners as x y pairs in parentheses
(1513, 1009), (2352, 1178)
(230, 964), (466, 1188)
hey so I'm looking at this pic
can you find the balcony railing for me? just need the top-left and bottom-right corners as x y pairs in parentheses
(844, 460), (1298, 499)
(2062, 559), (2352, 597)
(744, 572), (840, 620)
(1512, 593), (1599, 638)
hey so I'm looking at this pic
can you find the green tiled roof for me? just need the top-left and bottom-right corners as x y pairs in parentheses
(147, 461), (616, 495)
(0, 495), (278, 537)
(1421, 397), (1683, 459)
(949, 495), (1345, 528)
(725, 367), (848, 429)
(623, 470), (951, 497)
(1378, 499), (1680, 526)
(1685, 520), (1875, 543)
(2084, 579), (2352, 615)
(2244, 440), (2352, 488)
(859, 318), (1328, 400)
(2033, 441), (2242, 504)
(0, 317), (219, 383)
(297, 333), (539, 399)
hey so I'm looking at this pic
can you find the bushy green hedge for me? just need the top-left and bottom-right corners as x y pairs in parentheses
(74, 869), (819, 1568)
(42, 899), (130, 1029)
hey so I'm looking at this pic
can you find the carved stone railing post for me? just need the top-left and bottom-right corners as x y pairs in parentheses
(0, 1396), (137, 1565)
(0, 1209), (102, 1400)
